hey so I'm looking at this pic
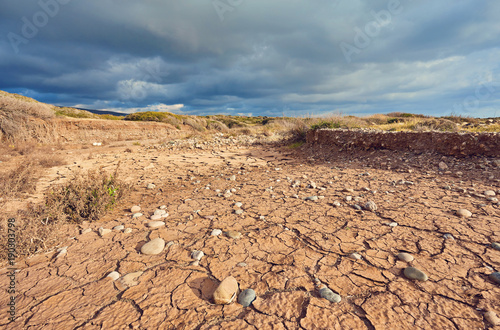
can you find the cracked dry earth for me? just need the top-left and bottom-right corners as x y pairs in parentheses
(2, 140), (500, 329)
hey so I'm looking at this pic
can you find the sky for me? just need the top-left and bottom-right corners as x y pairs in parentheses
(1, 0), (499, 118)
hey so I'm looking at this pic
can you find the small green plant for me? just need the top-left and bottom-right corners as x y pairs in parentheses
(133, 141), (141, 146)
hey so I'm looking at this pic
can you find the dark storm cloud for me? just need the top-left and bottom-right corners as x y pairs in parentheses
(1, 0), (499, 117)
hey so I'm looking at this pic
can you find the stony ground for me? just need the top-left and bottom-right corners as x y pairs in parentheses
(1, 134), (500, 329)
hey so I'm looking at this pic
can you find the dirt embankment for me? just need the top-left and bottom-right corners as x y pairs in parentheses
(307, 129), (500, 157)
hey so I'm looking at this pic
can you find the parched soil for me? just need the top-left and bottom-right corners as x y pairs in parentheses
(1, 132), (500, 329)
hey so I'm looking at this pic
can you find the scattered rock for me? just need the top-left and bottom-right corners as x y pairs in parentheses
(456, 209), (472, 218)
(229, 175), (236, 181)
(236, 262), (247, 267)
(485, 311), (500, 326)
(107, 271), (120, 281)
(113, 225), (125, 231)
(147, 183), (156, 189)
(364, 200), (377, 212)
(147, 221), (166, 228)
(485, 190), (496, 197)
(213, 276), (238, 305)
(238, 289), (256, 307)
(141, 238), (165, 255)
(234, 209), (244, 215)
(438, 162), (448, 171)
(81, 228), (92, 234)
(211, 229), (222, 236)
(234, 202), (243, 208)
(319, 286), (341, 303)
(309, 181), (317, 189)
(191, 250), (204, 261)
(226, 230), (242, 239)
(388, 222), (398, 227)
(404, 267), (428, 281)
(124, 228), (133, 234)
(350, 252), (362, 260)
(130, 205), (141, 213)
(305, 196), (318, 201)
(132, 213), (143, 218)
(492, 242), (500, 251)
(150, 214), (162, 221)
(397, 252), (414, 262)
(443, 233), (455, 240)
(353, 204), (362, 211)
(489, 272), (500, 285)
(98, 227), (112, 237)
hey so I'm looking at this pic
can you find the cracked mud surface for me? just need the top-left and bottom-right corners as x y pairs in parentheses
(1, 139), (500, 329)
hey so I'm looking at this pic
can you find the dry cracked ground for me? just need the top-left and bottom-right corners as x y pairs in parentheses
(1, 135), (500, 329)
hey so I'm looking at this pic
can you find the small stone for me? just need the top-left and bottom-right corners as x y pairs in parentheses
(211, 229), (222, 236)
(489, 272), (500, 285)
(492, 242), (500, 251)
(238, 289), (256, 307)
(345, 196), (352, 202)
(132, 213), (143, 218)
(159, 205), (167, 209)
(113, 225), (125, 231)
(364, 200), (377, 212)
(154, 209), (167, 216)
(438, 162), (448, 171)
(332, 201), (341, 207)
(107, 271), (120, 281)
(124, 228), (133, 234)
(237, 262), (247, 267)
(56, 247), (67, 259)
(223, 190), (233, 198)
(229, 175), (236, 181)
(147, 221), (166, 228)
(305, 196), (318, 201)
(456, 209), (472, 218)
(319, 286), (341, 303)
(235, 209), (244, 215)
(485, 311), (500, 326)
(191, 260), (200, 266)
(150, 214), (162, 221)
(388, 222), (398, 227)
(99, 227), (112, 237)
(404, 267), (428, 281)
(397, 252), (414, 262)
(485, 190), (496, 197)
(309, 181), (317, 189)
(130, 205), (141, 213)
(226, 230), (242, 239)
(234, 202), (243, 208)
(443, 233), (454, 240)
(191, 250), (204, 261)
(81, 228), (92, 234)
(213, 276), (238, 305)
(147, 183), (156, 189)
(350, 252), (362, 260)
(141, 238), (165, 255)
(353, 204), (362, 211)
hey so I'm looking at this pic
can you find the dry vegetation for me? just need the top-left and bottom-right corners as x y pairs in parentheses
(0, 89), (499, 262)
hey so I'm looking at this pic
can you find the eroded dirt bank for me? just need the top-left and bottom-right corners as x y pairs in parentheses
(307, 129), (500, 157)
(0, 133), (500, 329)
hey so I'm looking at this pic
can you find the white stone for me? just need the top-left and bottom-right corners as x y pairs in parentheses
(141, 238), (165, 255)
(99, 227), (112, 237)
(147, 221), (166, 228)
(107, 271), (120, 281)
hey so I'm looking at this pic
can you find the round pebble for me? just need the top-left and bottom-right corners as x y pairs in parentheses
(147, 183), (156, 189)
(492, 242), (500, 251)
(213, 276), (238, 305)
(397, 252), (414, 262)
(226, 230), (242, 239)
(443, 233), (454, 240)
(456, 209), (472, 218)
(211, 229), (222, 236)
(350, 252), (362, 260)
(319, 286), (341, 303)
(235, 209), (244, 215)
(132, 213), (143, 218)
(404, 267), (428, 281)
(191, 250), (204, 261)
(130, 205), (141, 213)
(238, 289), (256, 307)
(154, 209), (167, 216)
(113, 225), (125, 231)
(485, 311), (500, 326)
(147, 221), (166, 228)
(364, 200), (377, 212)
(237, 262), (247, 267)
(389, 222), (398, 227)
(107, 271), (120, 281)
(141, 238), (165, 255)
(150, 214), (162, 221)
(489, 272), (500, 285)
(485, 190), (496, 197)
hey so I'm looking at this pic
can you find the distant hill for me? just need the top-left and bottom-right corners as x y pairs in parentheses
(75, 108), (128, 117)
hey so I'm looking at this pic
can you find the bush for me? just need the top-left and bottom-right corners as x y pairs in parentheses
(310, 121), (341, 130)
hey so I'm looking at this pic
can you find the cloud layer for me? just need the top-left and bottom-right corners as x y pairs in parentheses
(1, 0), (499, 117)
